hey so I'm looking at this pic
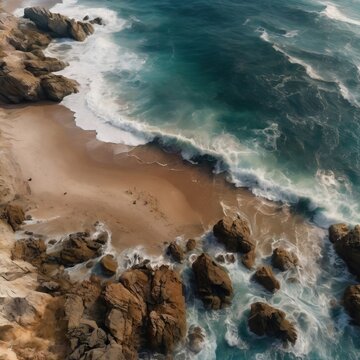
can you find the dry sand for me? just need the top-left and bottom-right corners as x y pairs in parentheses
(2, 0), (59, 13)
(0, 103), (322, 259)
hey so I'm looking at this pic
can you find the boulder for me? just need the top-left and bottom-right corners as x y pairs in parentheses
(90, 17), (103, 26)
(24, 7), (94, 42)
(271, 247), (299, 271)
(3, 203), (25, 231)
(343, 285), (360, 326)
(147, 265), (187, 354)
(168, 241), (184, 263)
(329, 223), (349, 243)
(253, 266), (280, 293)
(332, 225), (360, 278)
(11, 237), (47, 266)
(187, 325), (205, 354)
(213, 215), (255, 253)
(242, 249), (255, 269)
(24, 57), (67, 76)
(100, 255), (118, 276)
(248, 302), (297, 344)
(186, 238), (196, 252)
(192, 253), (233, 309)
(40, 74), (78, 102)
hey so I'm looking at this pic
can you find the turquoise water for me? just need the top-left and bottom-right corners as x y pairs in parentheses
(36, 0), (360, 358)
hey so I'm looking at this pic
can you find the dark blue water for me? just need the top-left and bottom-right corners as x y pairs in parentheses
(42, 0), (360, 358)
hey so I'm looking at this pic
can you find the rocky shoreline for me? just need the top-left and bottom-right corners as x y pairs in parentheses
(0, 5), (360, 360)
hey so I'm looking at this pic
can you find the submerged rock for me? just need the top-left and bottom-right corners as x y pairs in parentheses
(343, 284), (360, 326)
(24, 7), (94, 41)
(331, 225), (360, 278)
(248, 302), (297, 344)
(271, 247), (299, 271)
(192, 253), (233, 309)
(253, 266), (280, 293)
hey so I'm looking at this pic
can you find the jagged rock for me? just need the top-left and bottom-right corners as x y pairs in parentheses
(147, 265), (186, 354)
(329, 223), (349, 243)
(3, 203), (25, 231)
(186, 238), (196, 252)
(332, 225), (360, 278)
(343, 285), (360, 326)
(213, 215), (255, 253)
(90, 17), (103, 26)
(8, 26), (51, 51)
(168, 241), (184, 263)
(187, 325), (205, 354)
(119, 267), (151, 301)
(24, 7), (94, 42)
(58, 232), (104, 267)
(192, 253), (233, 309)
(253, 266), (280, 293)
(11, 237), (46, 266)
(24, 57), (67, 76)
(248, 302), (297, 344)
(271, 247), (299, 271)
(41, 74), (78, 102)
(39, 280), (61, 292)
(100, 254), (118, 276)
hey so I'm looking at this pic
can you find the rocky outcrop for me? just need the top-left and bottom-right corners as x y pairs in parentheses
(3, 203), (25, 231)
(24, 7), (94, 42)
(253, 266), (280, 293)
(58, 232), (107, 267)
(41, 74), (79, 101)
(100, 254), (118, 276)
(187, 325), (205, 354)
(248, 302), (297, 344)
(271, 247), (299, 271)
(168, 241), (184, 263)
(329, 225), (360, 278)
(192, 253), (233, 309)
(343, 285), (360, 326)
(213, 215), (256, 269)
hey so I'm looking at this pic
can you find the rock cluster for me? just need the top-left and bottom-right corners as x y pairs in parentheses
(213, 215), (256, 269)
(192, 253), (233, 309)
(0, 7), (96, 104)
(329, 224), (360, 278)
(248, 302), (297, 344)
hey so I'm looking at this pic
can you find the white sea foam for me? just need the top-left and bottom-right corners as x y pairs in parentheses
(284, 30), (299, 38)
(321, 4), (360, 27)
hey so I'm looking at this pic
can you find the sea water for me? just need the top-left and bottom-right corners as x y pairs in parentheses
(19, 0), (360, 358)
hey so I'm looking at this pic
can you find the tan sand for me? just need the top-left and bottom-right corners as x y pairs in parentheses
(2, 0), (59, 13)
(0, 103), (323, 259)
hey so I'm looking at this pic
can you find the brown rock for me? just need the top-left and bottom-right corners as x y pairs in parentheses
(147, 265), (186, 354)
(333, 225), (360, 278)
(8, 26), (51, 51)
(242, 249), (255, 269)
(253, 266), (280, 293)
(192, 253), (233, 309)
(41, 74), (78, 102)
(225, 254), (236, 263)
(4, 203), (25, 231)
(24, 57), (67, 76)
(213, 215), (255, 253)
(64, 294), (84, 329)
(11, 237), (46, 266)
(168, 241), (184, 263)
(248, 302), (297, 344)
(271, 247), (299, 271)
(186, 238), (196, 252)
(329, 223), (349, 243)
(187, 325), (205, 354)
(100, 254), (118, 276)
(215, 254), (225, 263)
(343, 284), (360, 326)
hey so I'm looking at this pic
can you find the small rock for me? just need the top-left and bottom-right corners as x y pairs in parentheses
(90, 17), (103, 25)
(100, 254), (118, 276)
(329, 223), (349, 243)
(253, 265), (280, 293)
(215, 254), (225, 263)
(343, 284), (360, 326)
(225, 254), (236, 263)
(168, 241), (184, 263)
(186, 238), (196, 252)
(4, 203), (25, 231)
(187, 325), (205, 354)
(271, 247), (299, 271)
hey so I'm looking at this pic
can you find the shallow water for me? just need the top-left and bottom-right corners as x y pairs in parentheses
(20, 0), (360, 358)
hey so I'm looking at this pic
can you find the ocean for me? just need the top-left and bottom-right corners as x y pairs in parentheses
(22, 0), (360, 358)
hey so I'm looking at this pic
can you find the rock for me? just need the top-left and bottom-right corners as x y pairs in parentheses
(3, 203), (25, 231)
(41, 74), (78, 102)
(90, 17), (103, 26)
(271, 247), (299, 271)
(95, 231), (109, 245)
(343, 285), (360, 326)
(168, 241), (184, 263)
(253, 266), (280, 293)
(147, 265), (186, 355)
(333, 225), (360, 278)
(213, 215), (255, 253)
(58, 232), (104, 267)
(100, 255), (118, 276)
(329, 223), (349, 243)
(186, 238), (196, 252)
(242, 249), (255, 269)
(24, 57), (67, 76)
(248, 302), (297, 344)
(24, 7), (94, 42)
(225, 254), (236, 263)
(11, 237), (46, 266)
(192, 253), (233, 309)
(64, 294), (84, 329)
(187, 325), (205, 354)
(38, 280), (60, 292)
(215, 254), (225, 263)
(8, 26), (51, 51)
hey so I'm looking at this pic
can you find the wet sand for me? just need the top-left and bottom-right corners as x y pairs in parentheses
(0, 103), (322, 260)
